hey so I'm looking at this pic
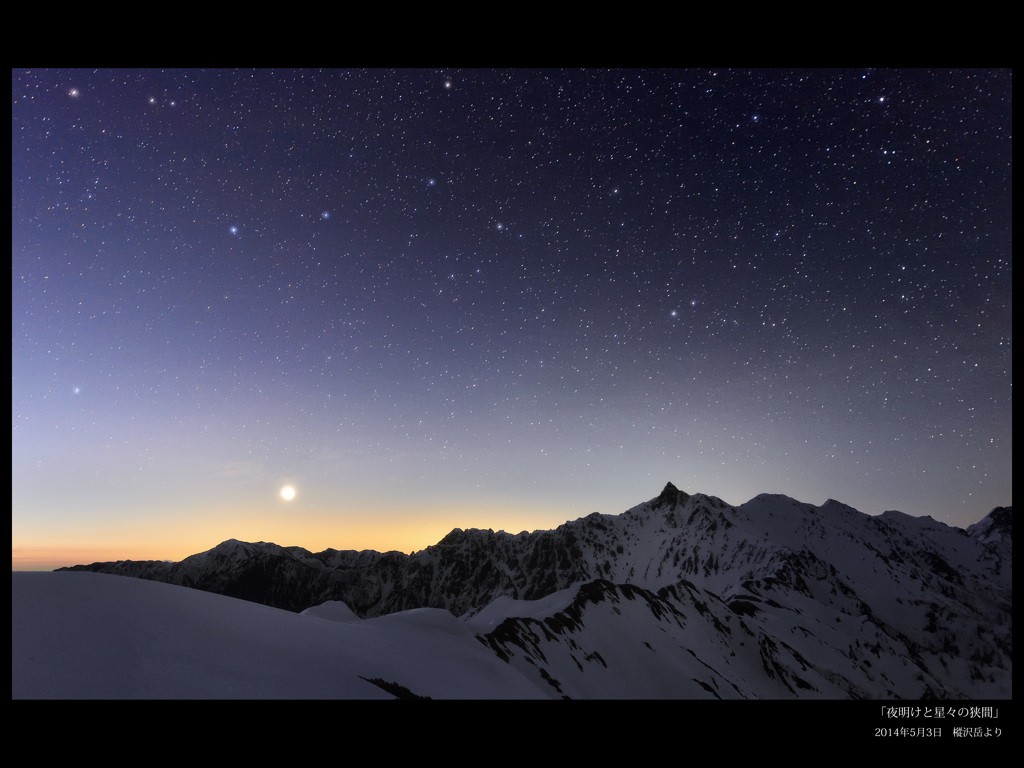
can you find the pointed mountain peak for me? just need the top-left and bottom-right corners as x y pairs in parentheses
(652, 482), (689, 510)
(967, 505), (1012, 544)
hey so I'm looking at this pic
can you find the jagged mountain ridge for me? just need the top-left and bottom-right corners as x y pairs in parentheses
(54, 484), (755, 615)
(57, 483), (1011, 697)
(59, 483), (1010, 618)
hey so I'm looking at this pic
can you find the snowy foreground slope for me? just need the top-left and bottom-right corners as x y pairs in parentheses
(30, 483), (1011, 699)
(12, 571), (544, 699)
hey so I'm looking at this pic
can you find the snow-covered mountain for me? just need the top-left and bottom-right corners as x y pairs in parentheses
(48, 483), (1011, 698)
(12, 571), (544, 699)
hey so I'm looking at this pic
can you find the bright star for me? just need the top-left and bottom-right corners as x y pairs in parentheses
(229, 226), (239, 235)
(68, 88), (79, 98)
(280, 486), (296, 501)
(321, 211), (330, 219)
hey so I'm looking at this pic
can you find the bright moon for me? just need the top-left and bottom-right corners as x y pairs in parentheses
(280, 486), (296, 501)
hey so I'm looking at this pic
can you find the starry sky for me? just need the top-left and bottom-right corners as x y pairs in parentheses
(12, 69), (1012, 570)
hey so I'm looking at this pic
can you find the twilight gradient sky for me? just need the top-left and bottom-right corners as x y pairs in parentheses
(12, 69), (1012, 569)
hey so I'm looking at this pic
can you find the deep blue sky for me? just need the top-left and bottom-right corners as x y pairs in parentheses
(12, 69), (1012, 568)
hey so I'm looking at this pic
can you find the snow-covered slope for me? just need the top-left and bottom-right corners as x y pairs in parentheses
(12, 571), (544, 699)
(44, 483), (1011, 698)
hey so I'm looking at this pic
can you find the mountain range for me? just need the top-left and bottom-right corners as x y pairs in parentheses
(53, 483), (1012, 698)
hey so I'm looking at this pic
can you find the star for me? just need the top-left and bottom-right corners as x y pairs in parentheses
(10, 68), (1011, 568)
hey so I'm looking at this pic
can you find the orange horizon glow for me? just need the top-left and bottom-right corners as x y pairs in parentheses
(12, 502), (590, 571)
